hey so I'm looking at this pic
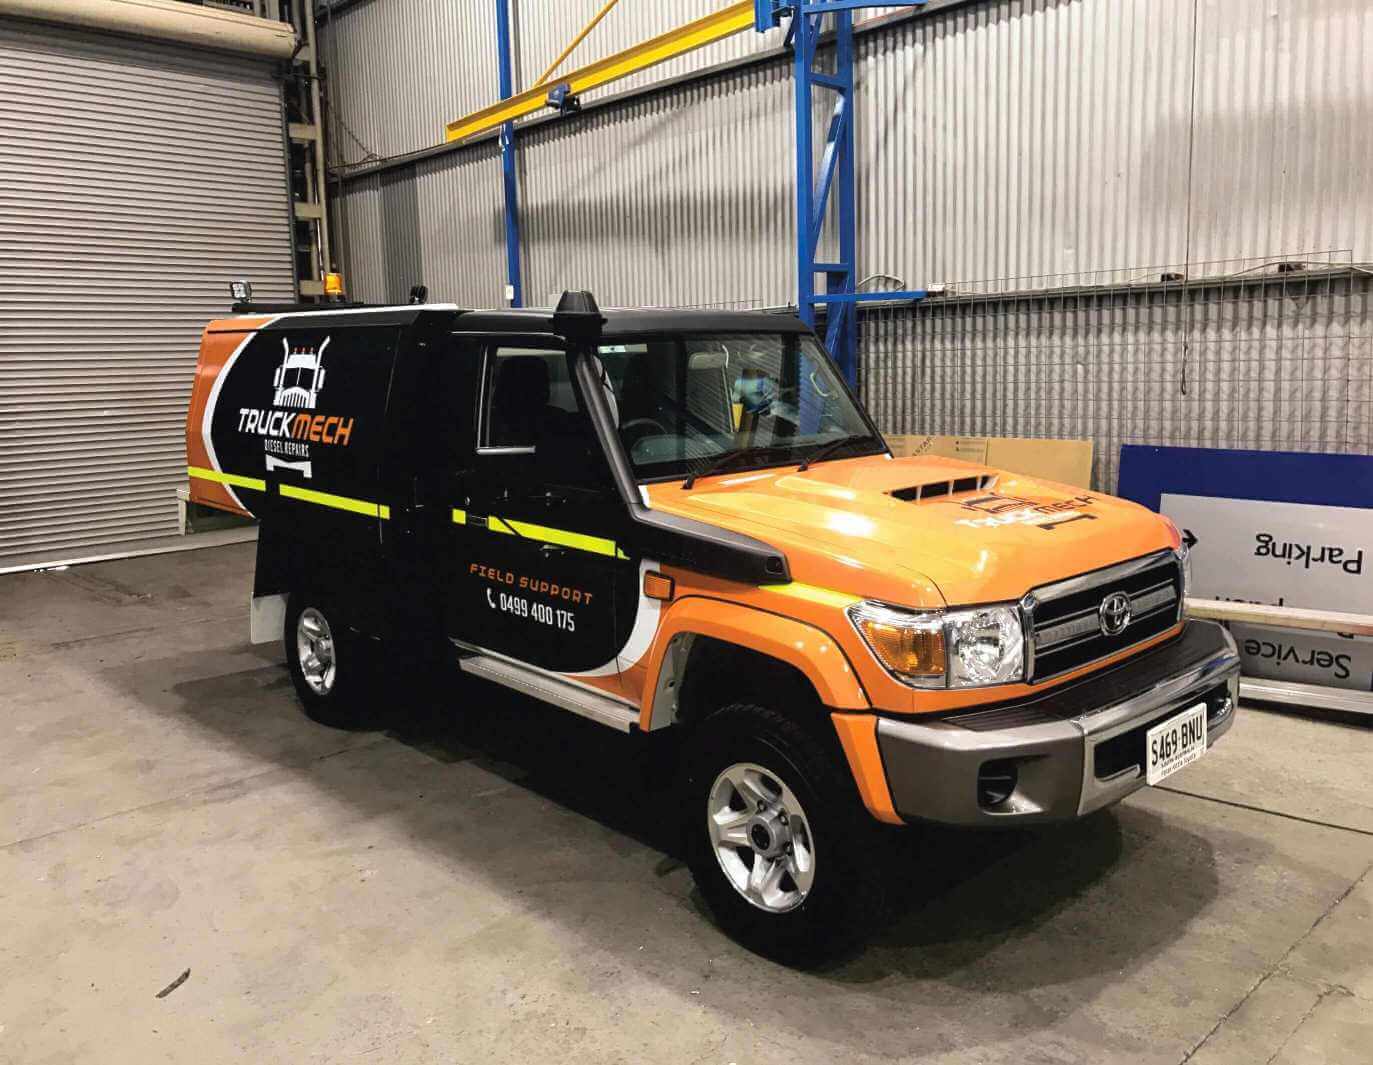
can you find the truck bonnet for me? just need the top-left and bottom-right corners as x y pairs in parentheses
(645, 455), (1178, 606)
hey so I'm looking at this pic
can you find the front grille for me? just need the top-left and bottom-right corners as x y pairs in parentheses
(1093, 682), (1233, 779)
(1028, 551), (1181, 681)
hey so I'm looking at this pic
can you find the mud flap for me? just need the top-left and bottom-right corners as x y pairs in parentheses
(250, 592), (288, 645)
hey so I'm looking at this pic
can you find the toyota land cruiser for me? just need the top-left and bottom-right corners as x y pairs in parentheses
(187, 292), (1239, 958)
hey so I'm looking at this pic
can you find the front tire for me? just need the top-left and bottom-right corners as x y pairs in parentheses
(681, 703), (884, 963)
(284, 594), (376, 729)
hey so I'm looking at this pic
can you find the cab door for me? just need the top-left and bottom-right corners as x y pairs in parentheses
(447, 340), (627, 682)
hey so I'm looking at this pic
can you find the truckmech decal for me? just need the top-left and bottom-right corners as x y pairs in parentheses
(953, 493), (1099, 531)
(235, 338), (354, 480)
(193, 321), (398, 520)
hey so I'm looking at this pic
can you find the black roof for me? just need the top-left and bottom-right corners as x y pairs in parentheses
(454, 306), (808, 336)
(239, 302), (810, 339)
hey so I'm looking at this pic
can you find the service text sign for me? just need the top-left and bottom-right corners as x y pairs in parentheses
(1160, 493), (1373, 691)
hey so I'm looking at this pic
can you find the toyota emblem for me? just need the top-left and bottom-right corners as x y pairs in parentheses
(1098, 592), (1132, 636)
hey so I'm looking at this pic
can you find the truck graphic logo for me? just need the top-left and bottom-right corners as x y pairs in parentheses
(272, 336), (330, 410)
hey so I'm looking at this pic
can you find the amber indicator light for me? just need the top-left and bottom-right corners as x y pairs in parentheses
(854, 617), (945, 678)
(644, 572), (675, 601)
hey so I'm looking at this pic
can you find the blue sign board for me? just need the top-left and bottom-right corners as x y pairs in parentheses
(1117, 446), (1373, 513)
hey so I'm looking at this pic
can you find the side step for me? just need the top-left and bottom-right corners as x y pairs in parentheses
(458, 653), (640, 732)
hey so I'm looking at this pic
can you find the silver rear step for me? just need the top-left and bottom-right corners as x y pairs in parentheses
(457, 650), (640, 732)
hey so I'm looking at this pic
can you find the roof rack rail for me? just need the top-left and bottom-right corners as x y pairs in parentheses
(231, 300), (373, 315)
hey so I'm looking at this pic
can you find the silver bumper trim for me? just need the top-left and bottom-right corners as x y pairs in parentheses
(1076, 630), (1239, 814)
(875, 622), (1241, 826)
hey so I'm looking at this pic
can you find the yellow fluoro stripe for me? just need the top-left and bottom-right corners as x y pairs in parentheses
(452, 508), (467, 525)
(488, 515), (624, 559)
(763, 582), (861, 610)
(188, 466), (266, 491)
(279, 483), (389, 520)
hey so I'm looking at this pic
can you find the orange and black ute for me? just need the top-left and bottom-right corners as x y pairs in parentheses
(187, 290), (1239, 958)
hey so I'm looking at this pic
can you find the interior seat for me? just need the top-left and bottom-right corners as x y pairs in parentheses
(488, 355), (551, 447)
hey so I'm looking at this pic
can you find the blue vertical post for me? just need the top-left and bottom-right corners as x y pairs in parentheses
(829, 9), (857, 385)
(792, 5), (858, 384)
(793, 11), (816, 337)
(495, 0), (523, 307)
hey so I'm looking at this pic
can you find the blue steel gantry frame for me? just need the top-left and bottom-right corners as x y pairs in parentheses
(755, 0), (927, 383)
(476, 1), (929, 384)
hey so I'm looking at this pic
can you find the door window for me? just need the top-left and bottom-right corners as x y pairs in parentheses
(478, 346), (581, 452)
(475, 345), (614, 491)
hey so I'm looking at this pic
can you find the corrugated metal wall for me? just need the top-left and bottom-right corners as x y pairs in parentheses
(1186, 0), (1373, 265)
(856, 0), (1200, 287)
(334, 143), (508, 306)
(329, 0), (1373, 301)
(324, 0), (1373, 486)
(860, 264), (1373, 490)
(413, 144), (507, 307)
(0, 19), (295, 562)
(517, 60), (798, 307)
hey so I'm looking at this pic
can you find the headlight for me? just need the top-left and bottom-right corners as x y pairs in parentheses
(946, 606), (1025, 686)
(847, 601), (1025, 689)
(1175, 539), (1193, 607)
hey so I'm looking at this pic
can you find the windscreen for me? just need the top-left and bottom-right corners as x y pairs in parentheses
(595, 333), (882, 482)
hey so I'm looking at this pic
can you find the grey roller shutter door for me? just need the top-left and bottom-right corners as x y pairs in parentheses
(0, 18), (295, 563)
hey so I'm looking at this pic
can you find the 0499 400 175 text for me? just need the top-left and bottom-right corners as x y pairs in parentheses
(485, 588), (576, 632)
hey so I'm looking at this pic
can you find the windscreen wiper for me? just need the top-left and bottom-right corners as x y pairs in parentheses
(797, 434), (877, 472)
(682, 445), (790, 490)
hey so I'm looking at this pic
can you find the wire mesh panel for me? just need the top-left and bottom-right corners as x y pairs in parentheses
(858, 253), (1372, 491)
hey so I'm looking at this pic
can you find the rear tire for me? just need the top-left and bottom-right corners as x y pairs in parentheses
(284, 593), (377, 729)
(681, 702), (885, 964)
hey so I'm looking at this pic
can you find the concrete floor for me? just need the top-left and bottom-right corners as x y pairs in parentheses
(2, 543), (1372, 1065)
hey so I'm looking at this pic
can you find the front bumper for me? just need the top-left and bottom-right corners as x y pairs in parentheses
(875, 621), (1240, 825)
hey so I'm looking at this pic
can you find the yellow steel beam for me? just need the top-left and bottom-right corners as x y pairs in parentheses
(445, 1), (755, 144)
(534, 0), (623, 88)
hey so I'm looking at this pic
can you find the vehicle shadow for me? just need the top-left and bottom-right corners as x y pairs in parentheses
(391, 673), (1215, 992)
(159, 650), (1219, 970)
(88, 637), (1229, 1057)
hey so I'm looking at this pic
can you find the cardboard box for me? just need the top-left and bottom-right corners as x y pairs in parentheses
(887, 435), (1094, 489)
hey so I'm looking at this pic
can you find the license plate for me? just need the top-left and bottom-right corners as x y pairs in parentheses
(1145, 702), (1208, 785)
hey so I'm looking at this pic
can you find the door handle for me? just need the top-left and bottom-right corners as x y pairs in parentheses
(539, 543), (565, 558)
(529, 486), (610, 507)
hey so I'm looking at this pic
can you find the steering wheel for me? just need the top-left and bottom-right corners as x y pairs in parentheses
(619, 417), (670, 449)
